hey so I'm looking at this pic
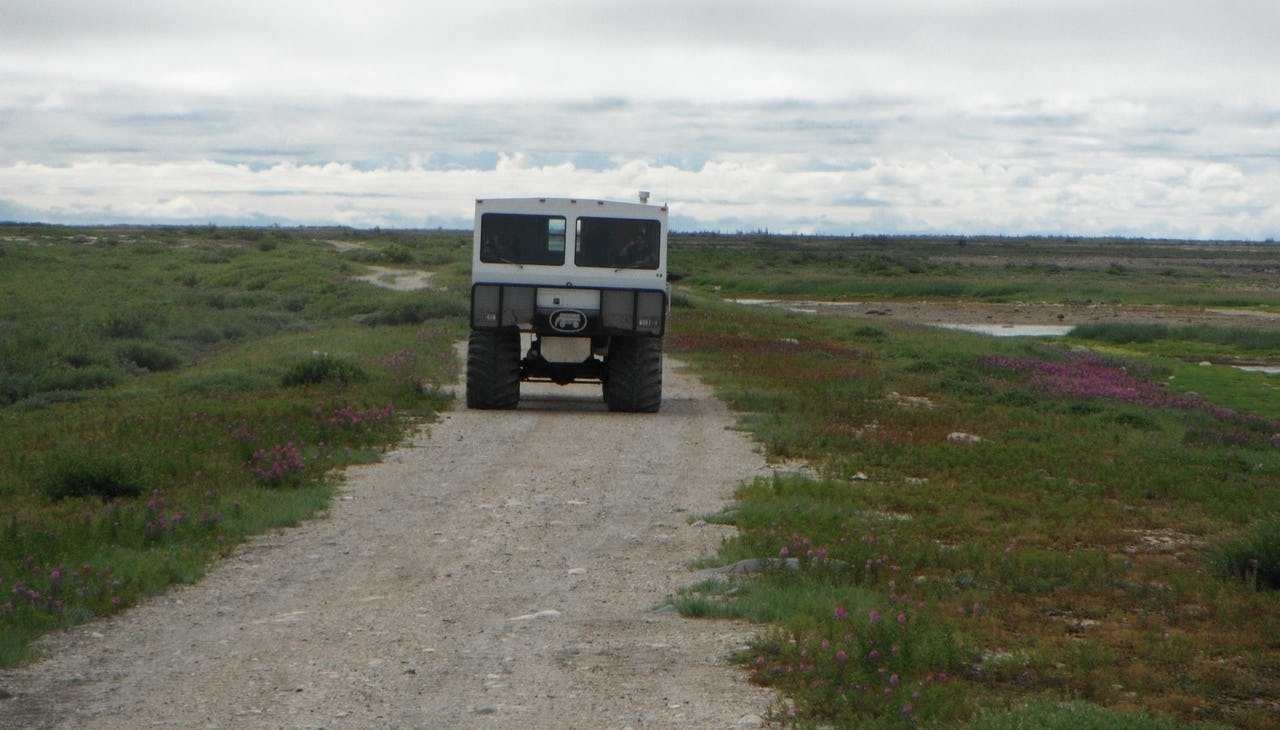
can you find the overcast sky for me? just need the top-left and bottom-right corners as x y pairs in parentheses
(2, 0), (1277, 238)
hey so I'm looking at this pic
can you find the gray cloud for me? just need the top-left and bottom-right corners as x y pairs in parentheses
(1, 1), (1277, 238)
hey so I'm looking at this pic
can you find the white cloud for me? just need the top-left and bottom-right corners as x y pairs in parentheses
(4, 148), (1276, 239)
(1, 1), (1278, 238)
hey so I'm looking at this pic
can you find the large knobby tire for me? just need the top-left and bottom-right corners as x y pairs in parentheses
(466, 330), (521, 409)
(603, 336), (663, 413)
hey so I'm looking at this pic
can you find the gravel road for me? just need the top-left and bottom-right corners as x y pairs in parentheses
(1, 359), (777, 729)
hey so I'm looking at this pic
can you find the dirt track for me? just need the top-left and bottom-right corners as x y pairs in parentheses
(0, 361), (777, 729)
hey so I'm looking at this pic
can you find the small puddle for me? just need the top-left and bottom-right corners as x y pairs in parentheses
(729, 299), (1072, 337)
(932, 323), (1075, 337)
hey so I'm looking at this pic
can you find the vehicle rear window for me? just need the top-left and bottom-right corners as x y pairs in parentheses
(574, 217), (659, 270)
(479, 213), (567, 265)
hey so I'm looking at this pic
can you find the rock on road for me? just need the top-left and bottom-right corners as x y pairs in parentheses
(0, 359), (776, 729)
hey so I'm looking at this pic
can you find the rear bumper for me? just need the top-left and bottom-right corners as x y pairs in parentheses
(471, 283), (666, 336)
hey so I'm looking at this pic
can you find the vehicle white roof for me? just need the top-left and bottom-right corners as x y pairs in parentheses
(475, 197), (667, 217)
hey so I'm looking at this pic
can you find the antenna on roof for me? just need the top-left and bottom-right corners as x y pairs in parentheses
(638, 190), (650, 204)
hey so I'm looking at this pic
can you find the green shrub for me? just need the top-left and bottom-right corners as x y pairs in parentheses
(381, 243), (414, 264)
(280, 354), (369, 387)
(37, 451), (149, 501)
(960, 701), (1206, 730)
(0, 372), (34, 405)
(35, 365), (123, 393)
(178, 370), (272, 394)
(1073, 322), (1280, 352)
(179, 324), (234, 344)
(9, 390), (88, 411)
(1213, 516), (1280, 590)
(361, 295), (468, 326)
(59, 347), (113, 369)
(99, 309), (159, 339)
(119, 342), (184, 372)
(670, 291), (696, 309)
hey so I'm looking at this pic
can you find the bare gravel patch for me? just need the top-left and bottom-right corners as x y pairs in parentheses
(354, 265), (438, 292)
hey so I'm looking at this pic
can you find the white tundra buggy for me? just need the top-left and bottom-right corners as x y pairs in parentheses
(467, 195), (669, 412)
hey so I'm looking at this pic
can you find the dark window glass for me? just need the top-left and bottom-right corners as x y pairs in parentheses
(479, 213), (567, 265)
(574, 217), (659, 270)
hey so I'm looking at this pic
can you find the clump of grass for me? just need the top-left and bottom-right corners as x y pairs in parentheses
(1213, 516), (1280, 590)
(280, 353), (369, 387)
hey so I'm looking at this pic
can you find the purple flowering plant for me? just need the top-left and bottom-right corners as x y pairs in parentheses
(747, 584), (975, 727)
(982, 351), (1279, 435)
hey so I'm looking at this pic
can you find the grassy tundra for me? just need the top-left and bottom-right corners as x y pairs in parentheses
(1, 225), (469, 665)
(668, 234), (1280, 728)
(3, 226), (1279, 728)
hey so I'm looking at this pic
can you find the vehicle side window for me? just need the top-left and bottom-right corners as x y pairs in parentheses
(479, 214), (567, 265)
(574, 217), (659, 270)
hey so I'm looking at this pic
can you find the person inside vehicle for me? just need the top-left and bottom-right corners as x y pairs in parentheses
(616, 226), (656, 268)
